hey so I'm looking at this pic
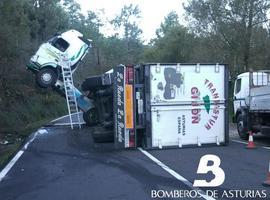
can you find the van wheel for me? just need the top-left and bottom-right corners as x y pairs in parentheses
(36, 68), (57, 88)
(83, 108), (98, 126)
(237, 114), (249, 140)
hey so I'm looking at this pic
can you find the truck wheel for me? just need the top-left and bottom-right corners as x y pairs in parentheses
(102, 120), (113, 129)
(36, 68), (57, 88)
(81, 75), (103, 91)
(83, 108), (98, 126)
(236, 114), (249, 140)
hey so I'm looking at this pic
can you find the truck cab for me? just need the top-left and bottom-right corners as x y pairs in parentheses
(233, 72), (250, 114)
(233, 71), (270, 139)
(27, 29), (91, 88)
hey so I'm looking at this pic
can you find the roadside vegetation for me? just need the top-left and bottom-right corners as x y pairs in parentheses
(0, 0), (270, 167)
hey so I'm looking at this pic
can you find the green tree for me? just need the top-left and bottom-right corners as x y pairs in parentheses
(72, 11), (105, 79)
(155, 11), (180, 38)
(0, 0), (32, 100)
(145, 12), (196, 63)
(111, 4), (143, 64)
(184, 0), (270, 72)
(62, 0), (84, 30)
(29, 0), (68, 41)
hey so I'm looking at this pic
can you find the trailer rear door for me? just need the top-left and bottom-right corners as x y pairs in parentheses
(144, 63), (229, 149)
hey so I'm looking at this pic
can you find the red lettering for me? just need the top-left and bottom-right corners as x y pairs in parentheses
(191, 87), (199, 95)
(205, 123), (211, 130)
(192, 115), (200, 124)
(211, 88), (216, 94)
(203, 79), (221, 129)
(213, 93), (219, 99)
(213, 109), (219, 115)
(208, 83), (213, 89)
(192, 109), (200, 115)
(212, 115), (218, 120)
(191, 87), (201, 124)
(209, 119), (215, 125)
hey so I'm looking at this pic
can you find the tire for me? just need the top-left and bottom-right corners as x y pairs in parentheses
(81, 75), (103, 91)
(83, 108), (98, 126)
(236, 114), (249, 140)
(36, 68), (57, 88)
(102, 121), (113, 129)
(92, 126), (114, 143)
(96, 88), (113, 97)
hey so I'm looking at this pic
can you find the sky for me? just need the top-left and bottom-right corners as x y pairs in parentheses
(75, 0), (187, 42)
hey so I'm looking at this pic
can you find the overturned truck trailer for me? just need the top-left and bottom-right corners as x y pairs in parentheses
(82, 63), (229, 149)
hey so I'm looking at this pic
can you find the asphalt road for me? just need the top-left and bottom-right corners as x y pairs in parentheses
(1, 114), (270, 200)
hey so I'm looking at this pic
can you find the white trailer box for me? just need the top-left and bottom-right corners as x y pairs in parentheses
(151, 105), (226, 148)
(150, 64), (226, 104)
(113, 63), (229, 149)
(143, 63), (229, 149)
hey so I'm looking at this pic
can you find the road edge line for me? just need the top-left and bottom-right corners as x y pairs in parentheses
(53, 122), (85, 126)
(50, 114), (70, 123)
(231, 139), (248, 145)
(138, 148), (216, 200)
(50, 112), (83, 123)
(0, 131), (39, 182)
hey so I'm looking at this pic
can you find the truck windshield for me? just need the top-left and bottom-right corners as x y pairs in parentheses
(50, 37), (70, 52)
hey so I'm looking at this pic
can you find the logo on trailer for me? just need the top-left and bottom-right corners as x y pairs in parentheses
(191, 79), (221, 130)
(114, 67), (125, 145)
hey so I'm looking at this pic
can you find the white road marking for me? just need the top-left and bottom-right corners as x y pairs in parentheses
(0, 111), (83, 182)
(0, 151), (24, 182)
(37, 129), (48, 135)
(50, 114), (70, 122)
(138, 148), (216, 200)
(0, 129), (45, 182)
(231, 139), (248, 145)
(50, 112), (82, 123)
(232, 139), (270, 150)
(0, 110), (84, 181)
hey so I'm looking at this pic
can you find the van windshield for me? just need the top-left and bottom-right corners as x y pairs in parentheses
(49, 37), (70, 52)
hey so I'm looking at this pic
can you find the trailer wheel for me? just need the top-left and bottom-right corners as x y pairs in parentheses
(36, 68), (57, 88)
(83, 108), (98, 126)
(92, 127), (114, 143)
(236, 114), (249, 140)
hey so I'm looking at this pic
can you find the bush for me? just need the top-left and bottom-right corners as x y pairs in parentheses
(0, 92), (66, 134)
